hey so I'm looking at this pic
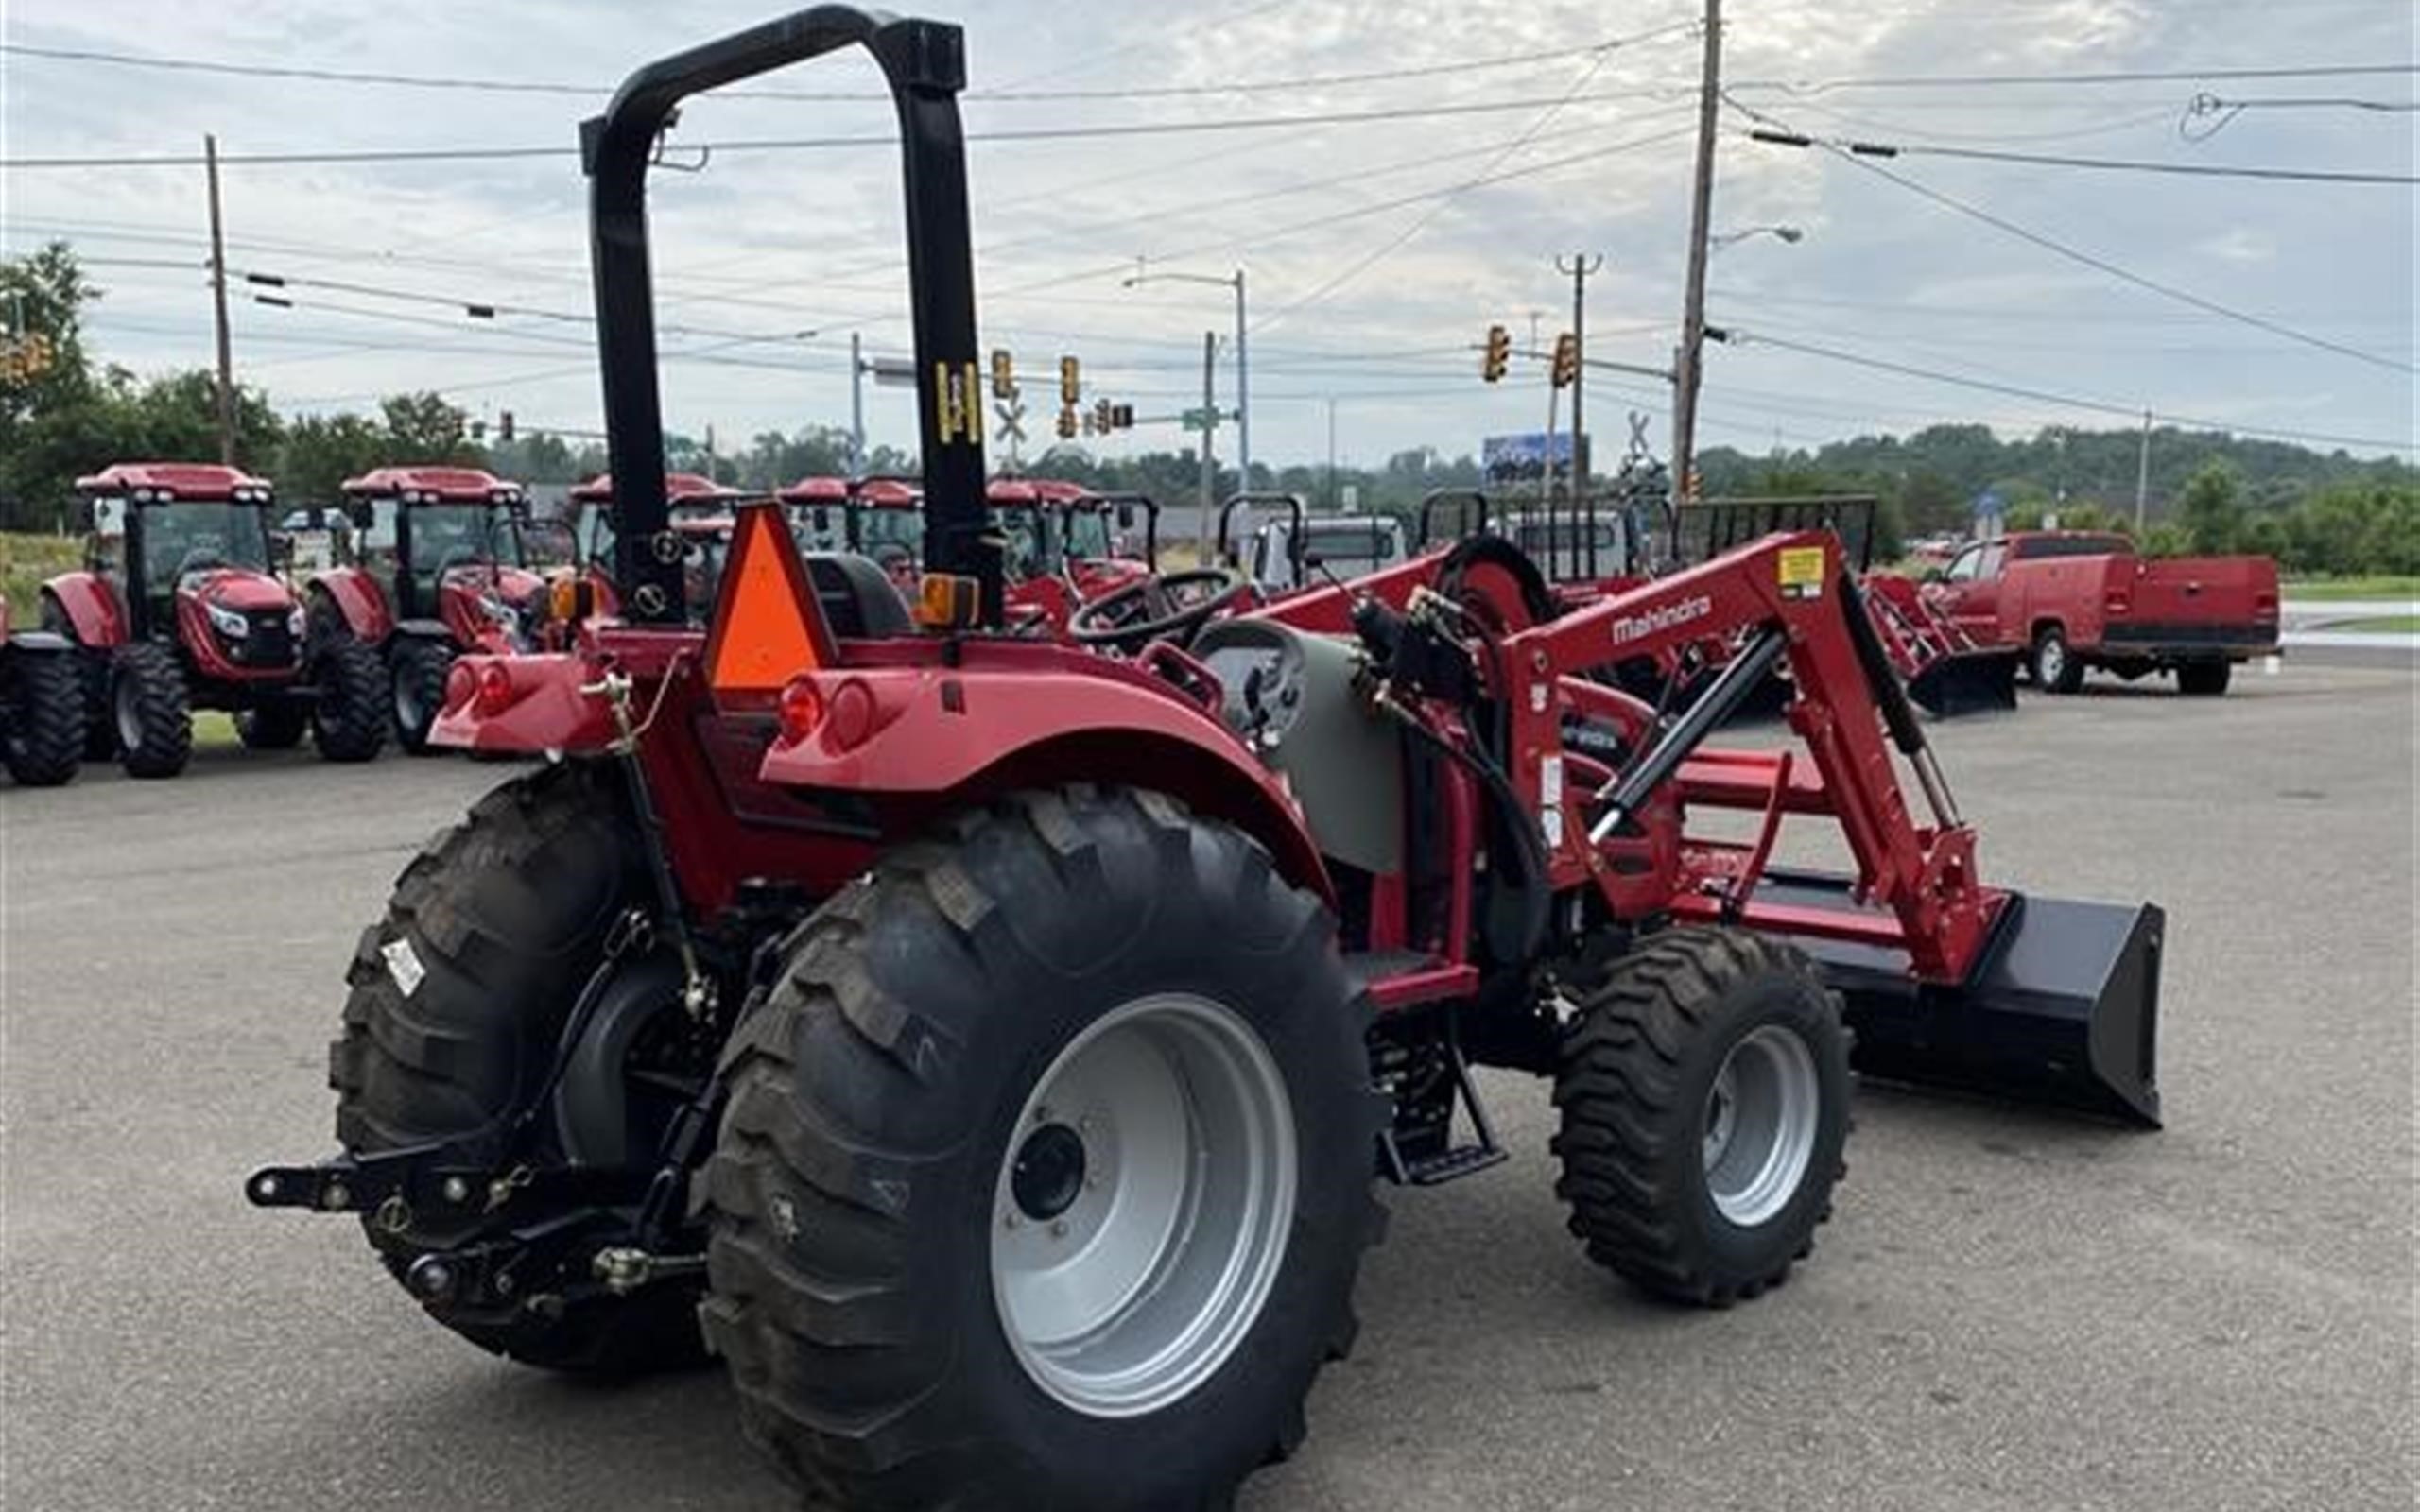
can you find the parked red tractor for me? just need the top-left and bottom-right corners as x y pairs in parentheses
(565, 470), (750, 622)
(309, 467), (552, 751)
(42, 463), (388, 777)
(251, 13), (2167, 1511)
(0, 593), (84, 786)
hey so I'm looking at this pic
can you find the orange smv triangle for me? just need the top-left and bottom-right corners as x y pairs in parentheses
(706, 501), (836, 695)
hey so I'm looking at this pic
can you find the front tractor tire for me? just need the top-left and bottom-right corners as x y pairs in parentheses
(1552, 926), (1851, 1306)
(112, 642), (193, 779)
(332, 764), (710, 1374)
(310, 637), (389, 763)
(700, 788), (1384, 1512)
(389, 638), (455, 754)
(1, 648), (85, 786)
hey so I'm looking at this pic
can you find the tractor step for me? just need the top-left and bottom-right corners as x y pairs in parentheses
(1393, 1141), (1511, 1187)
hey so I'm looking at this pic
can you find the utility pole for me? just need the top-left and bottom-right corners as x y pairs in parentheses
(204, 134), (236, 466)
(1670, 0), (1722, 499)
(1556, 252), (1603, 490)
(1325, 398), (1339, 509)
(1197, 332), (1218, 557)
(1233, 269), (1251, 495)
(848, 332), (866, 478)
(2134, 409), (2152, 531)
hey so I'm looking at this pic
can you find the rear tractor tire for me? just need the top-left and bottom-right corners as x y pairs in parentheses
(310, 637), (389, 763)
(390, 638), (455, 754)
(112, 642), (192, 780)
(2176, 660), (2232, 696)
(332, 762), (711, 1374)
(1552, 926), (1852, 1306)
(39, 597), (114, 760)
(700, 787), (1385, 1512)
(1, 648), (85, 786)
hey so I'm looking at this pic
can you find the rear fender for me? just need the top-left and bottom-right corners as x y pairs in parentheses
(308, 568), (395, 644)
(425, 652), (617, 754)
(41, 575), (126, 648)
(760, 664), (1332, 902)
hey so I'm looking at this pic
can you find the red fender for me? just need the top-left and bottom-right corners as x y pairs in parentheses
(307, 567), (397, 644)
(40, 573), (127, 648)
(759, 661), (1332, 902)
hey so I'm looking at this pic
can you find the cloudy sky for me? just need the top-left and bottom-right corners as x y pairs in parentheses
(1, 0), (2411, 473)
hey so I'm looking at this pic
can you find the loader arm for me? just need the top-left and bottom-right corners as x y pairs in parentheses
(1502, 530), (1997, 983)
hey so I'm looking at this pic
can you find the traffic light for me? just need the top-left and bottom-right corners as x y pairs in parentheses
(498, 410), (516, 443)
(1059, 354), (1081, 405)
(1056, 405), (1078, 440)
(1550, 333), (1578, 389)
(1093, 397), (1115, 434)
(990, 348), (1016, 399)
(1111, 403), (1134, 431)
(1481, 323), (1510, 384)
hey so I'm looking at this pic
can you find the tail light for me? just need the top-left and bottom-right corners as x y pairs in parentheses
(2255, 591), (2279, 620)
(473, 660), (516, 716)
(2104, 589), (2132, 615)
(776, 677), (825, 744)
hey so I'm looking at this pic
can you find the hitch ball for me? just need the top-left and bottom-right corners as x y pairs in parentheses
(406, 1255), (458, 1303)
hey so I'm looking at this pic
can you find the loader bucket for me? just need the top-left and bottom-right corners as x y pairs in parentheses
(1906, 647), (2022, 717)
(1754, 872), (2164, 1126)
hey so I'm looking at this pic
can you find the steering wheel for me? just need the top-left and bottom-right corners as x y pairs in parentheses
(1068, 567), (1252, 653)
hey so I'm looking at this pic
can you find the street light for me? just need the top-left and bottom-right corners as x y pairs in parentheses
(1123, 263), (1250, 491)
(1710, 224), (1805, 251)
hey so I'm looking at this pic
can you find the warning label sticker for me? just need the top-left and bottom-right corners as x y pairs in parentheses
(1778, 545), (1826, 597)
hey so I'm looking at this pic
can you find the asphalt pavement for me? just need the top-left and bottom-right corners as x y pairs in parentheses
(3, 662), (2413, 1512)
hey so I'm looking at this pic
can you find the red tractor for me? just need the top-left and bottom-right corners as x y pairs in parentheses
(0, 593), (84, 786)
(251, 14), (2167, 1510)
(306, 467), (551, 753)
(41, 463), (388, 777)
(562, 471), (752, 624)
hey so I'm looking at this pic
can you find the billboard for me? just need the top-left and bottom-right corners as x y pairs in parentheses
(1482, 432), (1585, 486)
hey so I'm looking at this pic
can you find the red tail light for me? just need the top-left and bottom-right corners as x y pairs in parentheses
(2104, 591), (2132, 615)
(776, 677), (825, 744)
(473, 660), (516, 716)
(443, 662), (476, 713)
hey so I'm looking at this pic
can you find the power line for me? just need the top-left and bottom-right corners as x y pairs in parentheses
(0, 89), (1682, 171)
(1252, 43), (1623, 332)
(1739, 124), (2417, 184)
(1724, 328), (2417, 454)
(1729, 100), (2415, 375)
(0, 29), (1695, 102)
(1727, 61), (2420, 94)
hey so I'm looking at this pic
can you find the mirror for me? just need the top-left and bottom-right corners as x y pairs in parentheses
(1115, 503), (1135, 529)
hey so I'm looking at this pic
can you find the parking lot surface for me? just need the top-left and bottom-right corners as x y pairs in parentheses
(4, 662), (2413, 1512)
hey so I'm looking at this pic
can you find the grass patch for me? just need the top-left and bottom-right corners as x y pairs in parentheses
(194, 711), (240, 749)
(2282, 576), (2420, 602)
(1, 532), (83, 616)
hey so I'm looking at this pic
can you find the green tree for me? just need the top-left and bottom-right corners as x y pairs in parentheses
(2174, 462), (2245, 554)
(378, 391), (479, 462)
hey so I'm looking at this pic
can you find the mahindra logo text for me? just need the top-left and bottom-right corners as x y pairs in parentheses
(1611, 595), (1713, 645)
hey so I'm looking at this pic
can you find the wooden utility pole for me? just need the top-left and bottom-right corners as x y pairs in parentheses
(1669, 0), (1721, 499)
(204, 134), (237, 465)
(1556, 252), (1603, 490)
(2134, 409), (2152, 530)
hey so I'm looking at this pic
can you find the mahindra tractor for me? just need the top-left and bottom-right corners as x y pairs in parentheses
(0, 593), (83, 786)
(308, 467), (551, 753)
(251, 13), (2169, 1511)
(42, 463), (387, 777)
(567, 470), (752, 623)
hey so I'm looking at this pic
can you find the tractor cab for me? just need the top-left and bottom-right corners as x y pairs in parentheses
(568, 472), (756, 625)
(73, 463), (303, 668)
(1218, 492), (1408, 593)
(340, 468), (547, 654)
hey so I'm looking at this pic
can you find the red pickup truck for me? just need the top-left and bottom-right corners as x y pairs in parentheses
(1927, 531), (2279, 696)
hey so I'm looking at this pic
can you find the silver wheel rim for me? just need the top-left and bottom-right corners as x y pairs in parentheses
(991, 992), (1296, 1419)
(393, 668), (421, 732)
(113, 672), (144, 751)
(1702, 1024), (1820, 1228)
(2039, 637), (2065, 683)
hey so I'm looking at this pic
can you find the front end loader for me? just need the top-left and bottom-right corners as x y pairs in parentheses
(250, 11), (2166, 1510)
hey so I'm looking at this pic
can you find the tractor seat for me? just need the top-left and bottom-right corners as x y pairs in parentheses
(802, 552), (915, 640)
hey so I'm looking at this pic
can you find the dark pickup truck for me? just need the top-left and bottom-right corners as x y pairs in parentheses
(1927, 530), (2279, 696)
